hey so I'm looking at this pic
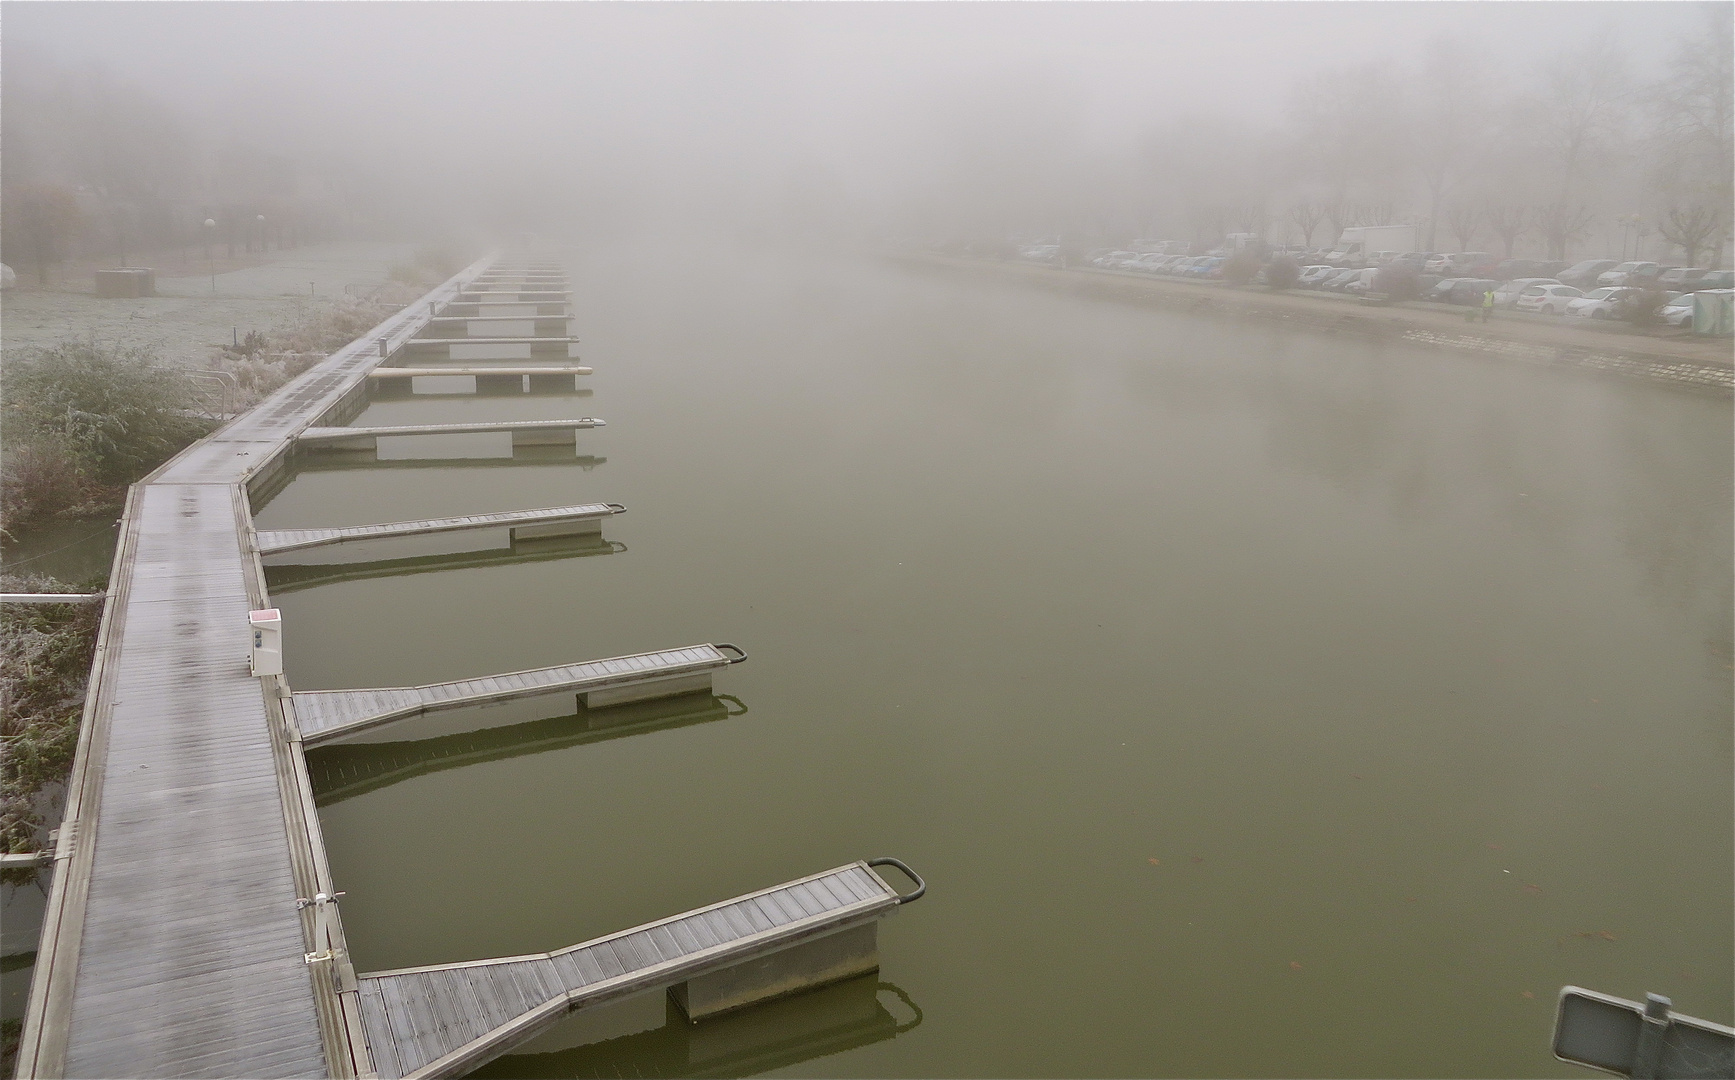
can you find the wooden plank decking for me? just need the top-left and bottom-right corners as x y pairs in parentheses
(289, 645), (743, 746)
(16, 254), (500, 1079)
(17, 255), (869, 1080)
(296, 419), (604, 450)
(254, 503), (624, 555)
(356, 863), (900, 1079)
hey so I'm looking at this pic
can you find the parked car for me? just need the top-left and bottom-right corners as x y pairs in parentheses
(1629, 265), (1681, 288)
(1320, 268), (1365, 292)
(1657, 267), (1709, 289)
(1514, 283), (1584, 315)
(1415, 273), (1444, 295)
(1094, 250), (1136, 268)
(1446, 278), (1503, 306)
(1682, 270), (1735, 291)
(1187, 257), (1225, 279)
(1597, 261), (1658, 287)
(1342, 267), (1382, 294)
(1425, 277), (1470, 301)
(1492, 259), (1565, 280)
(1659, 293), (1698, 327)
(1558, 260), (1621, 289)
(1566, 286), (1641, 318)
(1297, 265), (1338, 288)
(1423, 253), (1458, 273)
(1492, 277), (1563, 307)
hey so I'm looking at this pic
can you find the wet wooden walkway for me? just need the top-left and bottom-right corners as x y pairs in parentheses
(17, 253), (911, 1080)
(357, 863), (900, 1079)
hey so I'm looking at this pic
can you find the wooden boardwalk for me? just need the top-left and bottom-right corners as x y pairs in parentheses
(15, 254), (500, 1078)
(16, 255), (911, 1080)
(290, 644), (745, 746)
(255, 503), (624, 555)
(357, 863), (901, 1079)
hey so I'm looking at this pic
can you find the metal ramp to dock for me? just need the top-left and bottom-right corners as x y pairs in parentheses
(254, 503), (624, 556)
(296, 419), (605, 451)
(356, 862), (917, 1079)
(289, 644), (746, 745)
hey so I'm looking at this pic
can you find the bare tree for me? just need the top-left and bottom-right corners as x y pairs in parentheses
(1657, 206), (1724, 269)
(1484, 204), (1530, 258)
(1646, 9), (1733, 266)
(1536, 204), (1596, 260)
(1348, 202), (1395, 227)
(1, 183), (85, 284)
(1523, 33), (1633, 205)
(1443, 202), (1482, 250)
(1411, 38), (1496, 251)
(1287, 202), (1325, 248)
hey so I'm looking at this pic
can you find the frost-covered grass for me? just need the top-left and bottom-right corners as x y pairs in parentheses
(0, 573), (101, 854)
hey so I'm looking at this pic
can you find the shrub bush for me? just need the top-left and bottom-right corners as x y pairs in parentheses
(1621, 289), (1670, 326)
(1372, 265), (1422, 302)
(0, 572), (101, 854)
(1265, 256), (1301, 290)
(3, 338), (207, 485)
(1221, 250), (1263, 286)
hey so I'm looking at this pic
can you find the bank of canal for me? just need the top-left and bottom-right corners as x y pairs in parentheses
(254, 245), (1730, 1077)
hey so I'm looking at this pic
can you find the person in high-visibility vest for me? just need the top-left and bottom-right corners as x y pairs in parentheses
(1481, 289), (1496, 322)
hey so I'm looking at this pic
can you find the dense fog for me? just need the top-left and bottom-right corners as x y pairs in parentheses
(2, 2), (1728, 260)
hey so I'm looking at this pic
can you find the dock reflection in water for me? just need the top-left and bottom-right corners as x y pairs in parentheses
(468, 976), (922, 1080)
(307, 692), (747, 806)
(264, 531), (624, 596)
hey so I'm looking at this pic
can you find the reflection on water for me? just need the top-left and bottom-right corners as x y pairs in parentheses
(264, 534), (624, 596)
(286, 248), (1729, 1077)
(308, 692), (746, 806)
(468, 976), (921, 1080)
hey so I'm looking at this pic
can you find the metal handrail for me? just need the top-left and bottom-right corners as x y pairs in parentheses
(715, 643), (748, 664)
(867, 858), (926, 904)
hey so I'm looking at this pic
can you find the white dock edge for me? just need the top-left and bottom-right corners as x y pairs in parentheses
(355, 860), (923, 1079)
(289, 643), (748, 745)
(296, 420), (605, 451)
(254, 503), (624, 556)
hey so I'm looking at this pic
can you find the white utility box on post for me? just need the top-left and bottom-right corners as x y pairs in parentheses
(249, 608), (282, 676)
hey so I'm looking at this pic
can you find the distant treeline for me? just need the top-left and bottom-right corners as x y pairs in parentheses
(0, 50), (396, 283)
(922, 13), (1731, 268)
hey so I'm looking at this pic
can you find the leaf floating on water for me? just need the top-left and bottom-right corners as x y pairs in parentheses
(1406, 896), (1419, 903)
(1522, 991), (1535, 1000)
(1191, 855), (1205, 864)
(1485, 842), (1504, 851)
(1598, 930), (1616, 941)
(1148, 858), (1161, 866)
(1290, 961), (1303, 971)
(1522, 883), (1543, 894)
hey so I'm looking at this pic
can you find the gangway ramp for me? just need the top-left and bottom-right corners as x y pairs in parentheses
(289, 644), (747, 745)
(254, 503), (624, 556)
(296, 419), (605, 452)
(356, 861), (920, 1079)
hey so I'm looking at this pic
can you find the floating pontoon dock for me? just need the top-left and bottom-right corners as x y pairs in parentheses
(15, 255), (922, 1080)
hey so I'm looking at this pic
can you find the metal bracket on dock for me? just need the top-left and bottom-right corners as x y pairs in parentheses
(297, 891), (347, 964)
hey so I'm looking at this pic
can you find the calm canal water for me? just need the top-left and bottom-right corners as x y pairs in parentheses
(253, 248), (1732, 1077)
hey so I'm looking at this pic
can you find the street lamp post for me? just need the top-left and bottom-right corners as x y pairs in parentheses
(204, 218), (217, 293)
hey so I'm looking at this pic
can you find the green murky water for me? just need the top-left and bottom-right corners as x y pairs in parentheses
(255, 248), (1732, 1077)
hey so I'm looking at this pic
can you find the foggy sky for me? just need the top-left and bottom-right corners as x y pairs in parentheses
(2, 1), (1720, 241)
